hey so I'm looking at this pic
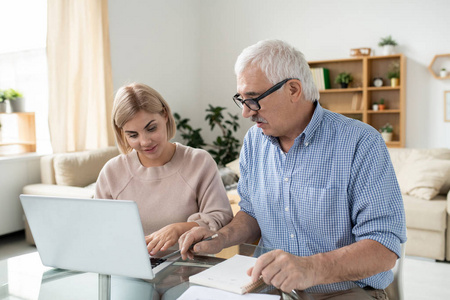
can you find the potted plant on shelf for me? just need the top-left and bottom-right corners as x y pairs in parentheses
(0, 90), (6, 113)
(380, 123), (393, 142)
(372, 101), (379, 111)
(3, 88), (24, 112)
(387, 62), (400, 87)
(440, 68), (447, 78)
(378, 35), (398, 55)
(334, 72), (353, 88)
(378, 98), (386, 110)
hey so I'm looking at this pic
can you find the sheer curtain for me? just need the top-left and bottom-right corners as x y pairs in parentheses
(47, 0), (114, 153)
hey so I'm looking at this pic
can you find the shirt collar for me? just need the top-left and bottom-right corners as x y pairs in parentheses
(262, 100), (324, 148)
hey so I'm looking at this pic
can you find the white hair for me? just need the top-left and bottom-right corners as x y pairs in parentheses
(234, 39), (319, 102)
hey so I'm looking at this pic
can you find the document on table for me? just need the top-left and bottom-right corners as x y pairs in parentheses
(188, 254), (264, 294)
(177, 285), (280, 300)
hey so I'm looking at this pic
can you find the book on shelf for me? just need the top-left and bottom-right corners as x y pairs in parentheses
(351, 93), (363, 111)
(188, 254), (265, 295)
(310, 68), (330, 90)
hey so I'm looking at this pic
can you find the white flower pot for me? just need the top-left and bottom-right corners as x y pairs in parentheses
(381, 132), (393, 142)
(0, 102), (7, 113)
(0, 100), (12, 113)
(440, 70), (447, 78)
(10, 97), (26, 112)
(382, 45), (395, 55)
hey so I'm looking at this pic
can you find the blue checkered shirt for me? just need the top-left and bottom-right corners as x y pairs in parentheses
(238, 102), (407, 293)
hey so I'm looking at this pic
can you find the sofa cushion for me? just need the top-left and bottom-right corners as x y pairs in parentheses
(397, 159), (450, 200)
(389, 148), (450, 196)
(53, 146), (119, 187)
(403, 194), (447, 231)
(225, 158), (240, 177)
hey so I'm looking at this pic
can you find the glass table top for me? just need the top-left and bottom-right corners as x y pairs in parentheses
(0, 244), (309, 300)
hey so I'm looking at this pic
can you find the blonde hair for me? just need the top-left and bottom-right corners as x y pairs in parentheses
(112, 83), (176, 154)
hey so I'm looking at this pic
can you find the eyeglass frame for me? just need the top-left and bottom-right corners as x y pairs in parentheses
(232, 78), (297, 111)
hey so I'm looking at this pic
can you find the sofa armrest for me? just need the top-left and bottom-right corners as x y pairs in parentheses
(40, 155), (56, 184)
(447, 191), (450, 215)
(22, 183), (95, 199)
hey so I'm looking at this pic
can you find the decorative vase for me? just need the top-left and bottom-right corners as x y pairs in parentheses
(10, 97), (26, 112)
(391, 78), (399, 87)
(381, 132), (393, 142)
(382, 45), (395, 55)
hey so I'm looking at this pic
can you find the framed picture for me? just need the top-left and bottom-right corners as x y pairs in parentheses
(446, 91), (450, 122)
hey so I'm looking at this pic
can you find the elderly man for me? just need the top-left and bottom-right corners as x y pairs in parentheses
(179, 40), (406, 299)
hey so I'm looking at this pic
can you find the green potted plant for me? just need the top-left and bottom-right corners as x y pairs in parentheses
(334, 72), (353, 88)
(372, 101), (379, 111)
(380, 123), (393, 142)
(440, 68), (447, 78)
(378, 98), (386, 110)
(0, 89), (9, 113)
(387, 62), (400, 87)
(174, 104), (241, 167)
(3, 88), (24, 112)
(378, 35), (398, 55)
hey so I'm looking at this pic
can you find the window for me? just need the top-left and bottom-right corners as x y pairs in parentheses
(0, 0), (50, 154)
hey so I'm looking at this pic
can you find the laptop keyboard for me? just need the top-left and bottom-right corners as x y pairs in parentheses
(150, 258), (167, 268)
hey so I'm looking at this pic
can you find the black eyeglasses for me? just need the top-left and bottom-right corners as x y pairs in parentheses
(232, 78), (295, 111)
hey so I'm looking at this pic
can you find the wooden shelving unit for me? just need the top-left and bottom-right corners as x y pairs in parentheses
(0, 112), (36, 155)
(309, 54), (406, 148)
(428, 54), (450, 79)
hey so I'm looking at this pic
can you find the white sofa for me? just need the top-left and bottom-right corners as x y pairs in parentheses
(22, 146), (120, 244)
(388, 148), (450, 261)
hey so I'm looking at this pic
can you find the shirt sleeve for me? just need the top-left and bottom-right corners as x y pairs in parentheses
(348, 132), (407, 257)
(236, 131), (256, 219)
(186, 151), (233, 231)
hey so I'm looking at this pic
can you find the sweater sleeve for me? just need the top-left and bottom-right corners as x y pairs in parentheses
(185, 150), (233, 231)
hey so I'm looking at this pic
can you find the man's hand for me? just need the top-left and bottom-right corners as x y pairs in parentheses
(146, 222), (197, 256)
(248, 250), (317, 293)
(178, 227), (225, 260)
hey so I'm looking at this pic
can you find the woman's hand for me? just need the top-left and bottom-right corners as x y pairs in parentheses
(145, 222), (198, 256)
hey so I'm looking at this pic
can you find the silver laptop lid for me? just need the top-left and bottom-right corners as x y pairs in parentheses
(20, 195), (155, 279)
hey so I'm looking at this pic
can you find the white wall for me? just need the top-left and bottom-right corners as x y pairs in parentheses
(0, 155), (41, 235)
(108, 0), (203, 134)
(109, 0), (450, 148)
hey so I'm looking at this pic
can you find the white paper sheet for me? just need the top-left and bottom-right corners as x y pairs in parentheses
(177, 285), (280, 300)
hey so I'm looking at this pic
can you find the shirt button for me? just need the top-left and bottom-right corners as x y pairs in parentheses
(284, 177), (289, 182)
(305, 142), (309, 146)
(285, 207), (289, 212)
(290, 234), (294, 238)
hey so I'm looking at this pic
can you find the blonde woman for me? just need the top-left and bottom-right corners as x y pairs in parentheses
(95, 83), (233, 256)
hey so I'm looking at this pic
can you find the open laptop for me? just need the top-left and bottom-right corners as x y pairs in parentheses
(20, 194), (179, 279)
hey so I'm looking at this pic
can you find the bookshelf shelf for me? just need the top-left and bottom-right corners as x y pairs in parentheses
(368, 109), (401, 114)
(320, 88), (363, 93)
(309, 54), (405, 147)
(0, 112), (36, 155)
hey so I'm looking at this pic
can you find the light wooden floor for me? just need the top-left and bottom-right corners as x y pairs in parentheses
(1, 231), (450, 299)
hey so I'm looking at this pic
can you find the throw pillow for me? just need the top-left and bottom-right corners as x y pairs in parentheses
(397, 159), (450, 200)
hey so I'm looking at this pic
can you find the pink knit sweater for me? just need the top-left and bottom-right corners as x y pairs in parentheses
(95, 143), (233, 235)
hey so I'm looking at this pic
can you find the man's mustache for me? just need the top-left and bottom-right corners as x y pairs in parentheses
(251, 115), (268, 123)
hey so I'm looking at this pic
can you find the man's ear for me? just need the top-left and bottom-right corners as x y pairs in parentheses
(287, 79), (303, 103)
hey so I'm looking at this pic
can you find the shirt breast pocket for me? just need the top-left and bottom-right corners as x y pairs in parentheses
(295, 186), (351, 242)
